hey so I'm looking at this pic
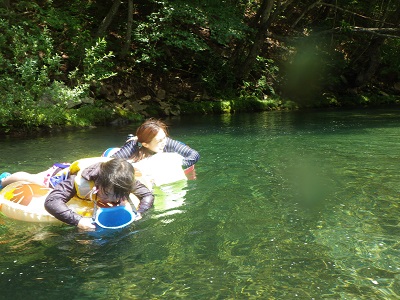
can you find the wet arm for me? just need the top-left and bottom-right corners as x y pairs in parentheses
(132, 180), (154, 213)
(44, 176), (82, 226)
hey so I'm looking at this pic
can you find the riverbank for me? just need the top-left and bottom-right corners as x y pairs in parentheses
(1, 92), (399, 137)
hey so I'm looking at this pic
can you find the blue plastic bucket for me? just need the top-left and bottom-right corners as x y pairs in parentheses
(95, 206), (136, 229)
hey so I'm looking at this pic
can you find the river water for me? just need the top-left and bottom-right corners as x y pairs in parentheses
(0, 109), (400, 299)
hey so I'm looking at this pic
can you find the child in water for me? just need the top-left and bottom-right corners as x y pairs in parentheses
(44, 158), (154, 230)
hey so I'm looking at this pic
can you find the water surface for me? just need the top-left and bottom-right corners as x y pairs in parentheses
(1, 109), (400, 299)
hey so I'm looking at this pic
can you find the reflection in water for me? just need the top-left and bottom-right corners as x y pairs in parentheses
(152, 180), (188, 218)
(1, 109), (400, 298)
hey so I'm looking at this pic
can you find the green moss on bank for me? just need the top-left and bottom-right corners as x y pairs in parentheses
(179, 96), (298, 115)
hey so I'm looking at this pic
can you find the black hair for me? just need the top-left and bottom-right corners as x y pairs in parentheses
(95, 158), (135, 200)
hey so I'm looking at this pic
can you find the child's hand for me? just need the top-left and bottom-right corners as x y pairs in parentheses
(77, 217), (96, 230)
(134, 212), (142, 221)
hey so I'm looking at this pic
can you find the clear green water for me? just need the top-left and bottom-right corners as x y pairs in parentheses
(1, 109), (400, 299)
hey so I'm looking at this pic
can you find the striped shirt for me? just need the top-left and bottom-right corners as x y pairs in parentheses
(111, 137), (200, 168)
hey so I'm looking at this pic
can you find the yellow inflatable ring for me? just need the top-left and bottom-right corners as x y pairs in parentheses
(0, 181), (94, 223)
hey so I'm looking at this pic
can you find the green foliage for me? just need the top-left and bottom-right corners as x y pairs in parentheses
(180, 96), (286, 115)
(234, 96), (282, 111)
(240, 56), (279, 99)
(82, 38), (117, 84)
(0, 99), (132, 132)
(339, 20), (352, 33)
(0, 5), (117, 132)
(198, 54), (236, 95)
(71, 104), (122, 126)
(180, 99), (229, 114)
(41, 81), (90, 108)
(1, 22), (61, 97)
(380, 39), (400, 83)
(127, 0), (250, 96)
(132, 1), (211, 66)
(131, 0), (247, 77)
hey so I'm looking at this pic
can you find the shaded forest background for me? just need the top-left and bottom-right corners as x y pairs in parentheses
(1, 0), (399, 133)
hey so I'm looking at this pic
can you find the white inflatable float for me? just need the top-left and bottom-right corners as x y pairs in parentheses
(132, 152), (187, 186)
(102, 148), (196, 184)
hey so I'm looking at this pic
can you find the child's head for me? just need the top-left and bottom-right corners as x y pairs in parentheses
(95, 158), (135, 204)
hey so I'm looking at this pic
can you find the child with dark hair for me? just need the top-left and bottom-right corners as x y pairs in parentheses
(45, 158), (154, 230)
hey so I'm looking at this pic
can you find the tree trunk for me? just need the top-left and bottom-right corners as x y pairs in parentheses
(234, 0), (275, 82)
(120, 0), (134, 58)
(96, 0), (122, 38)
